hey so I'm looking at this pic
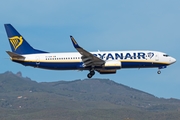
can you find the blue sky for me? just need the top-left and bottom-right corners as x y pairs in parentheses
(0, 0), (179, 99)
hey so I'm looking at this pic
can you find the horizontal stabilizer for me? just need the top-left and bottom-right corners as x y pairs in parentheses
(6, 51), (25, 59)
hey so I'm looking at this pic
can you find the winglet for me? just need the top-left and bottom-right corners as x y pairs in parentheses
(70, 36), (81, 48)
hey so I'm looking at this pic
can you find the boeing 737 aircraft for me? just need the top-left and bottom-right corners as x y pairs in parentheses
(4, 24), (176, 78)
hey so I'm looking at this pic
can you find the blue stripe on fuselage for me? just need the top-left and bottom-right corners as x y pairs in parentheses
(121, 62), (168, 68)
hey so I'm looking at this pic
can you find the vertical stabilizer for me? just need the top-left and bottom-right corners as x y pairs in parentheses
(4, 24), (48, 54)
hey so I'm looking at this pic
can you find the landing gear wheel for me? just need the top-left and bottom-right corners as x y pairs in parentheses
(157, 71), (161, 74)
(87, 70), (95, 78)
(90, 71), (95, 75)
(87, 73), (92, 78)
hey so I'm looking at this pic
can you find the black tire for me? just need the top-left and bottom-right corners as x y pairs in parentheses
(87, 73), (92, 78)
(157, 71), (161, 74)
(90, 71), (95, 75)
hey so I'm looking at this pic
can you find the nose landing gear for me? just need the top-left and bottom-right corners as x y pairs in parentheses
(157, 70), (161, 74)
(157, 66), (167, 74)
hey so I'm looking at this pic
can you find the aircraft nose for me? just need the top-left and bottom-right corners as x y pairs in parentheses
(171, 57), (176, 64)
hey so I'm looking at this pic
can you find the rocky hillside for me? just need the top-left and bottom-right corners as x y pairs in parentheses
(0, 71), (179, 120)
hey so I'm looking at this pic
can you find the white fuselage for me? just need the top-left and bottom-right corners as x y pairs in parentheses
(11, 50), (176, 70)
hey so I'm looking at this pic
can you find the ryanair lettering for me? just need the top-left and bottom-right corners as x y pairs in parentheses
(93, 52), (146, 60)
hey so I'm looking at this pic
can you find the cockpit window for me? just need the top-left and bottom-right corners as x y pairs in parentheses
(163, 54), (169, 57)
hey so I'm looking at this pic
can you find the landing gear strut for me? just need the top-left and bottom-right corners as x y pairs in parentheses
(87, 70), (95, 78)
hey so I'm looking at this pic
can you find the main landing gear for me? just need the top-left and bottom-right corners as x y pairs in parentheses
(87, 70), (95, 78)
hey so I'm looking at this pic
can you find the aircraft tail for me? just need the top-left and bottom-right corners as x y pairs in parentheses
(4, 24), (48, 54)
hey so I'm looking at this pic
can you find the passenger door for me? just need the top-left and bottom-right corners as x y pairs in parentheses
(155, 53), (159, 61)
(36, 56), (40, 66)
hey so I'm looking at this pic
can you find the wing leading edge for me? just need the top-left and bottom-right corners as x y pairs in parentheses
(70, 36), (105, 67)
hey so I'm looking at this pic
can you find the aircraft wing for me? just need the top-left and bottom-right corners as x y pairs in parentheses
(70, 36), (105, 67)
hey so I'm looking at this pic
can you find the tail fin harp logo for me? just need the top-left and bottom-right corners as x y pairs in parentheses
(9, 36), (23, 51)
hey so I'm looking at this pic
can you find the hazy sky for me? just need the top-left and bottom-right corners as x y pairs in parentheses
(0, 0), (179, 99)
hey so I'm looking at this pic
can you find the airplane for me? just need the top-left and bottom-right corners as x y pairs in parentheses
(4, 24), (176, 78)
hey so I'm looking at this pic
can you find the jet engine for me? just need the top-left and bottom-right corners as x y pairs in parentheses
(103, 60), (121, 69)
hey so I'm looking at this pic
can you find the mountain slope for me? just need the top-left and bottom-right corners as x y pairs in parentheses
(0, 71), (180, 120)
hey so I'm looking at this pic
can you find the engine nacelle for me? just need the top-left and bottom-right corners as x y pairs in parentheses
(103, 60), (121, 69)
(98, 70), (117, 74)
